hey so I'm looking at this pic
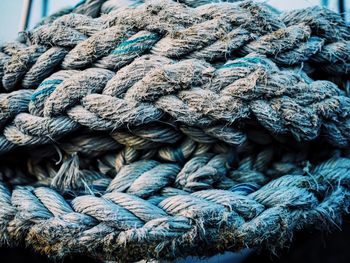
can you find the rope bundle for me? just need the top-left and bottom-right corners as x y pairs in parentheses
(0, 0), (349, 261)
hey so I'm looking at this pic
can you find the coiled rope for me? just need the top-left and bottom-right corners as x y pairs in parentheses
(0, 0), (349, 261)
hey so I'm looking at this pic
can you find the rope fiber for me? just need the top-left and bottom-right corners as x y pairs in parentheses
(0, 0), (349, 261)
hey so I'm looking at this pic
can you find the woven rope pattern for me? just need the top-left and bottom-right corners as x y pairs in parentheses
(0, 0), (349, 262)
(0, 0), (349, 153)
(0, 154), (349, 261)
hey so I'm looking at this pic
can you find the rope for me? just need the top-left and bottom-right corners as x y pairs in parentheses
(0, 157), (349, 261)
(0, 0), (349, 262)
(0, 1), (349, 91)
(1, 54), (349, 153)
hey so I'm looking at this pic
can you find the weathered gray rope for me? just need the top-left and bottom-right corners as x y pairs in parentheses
(55, 141), (332, 195)
(1, 0), (349, 93)
(0, 133), (335, 197)
(1, 55), (349, 154)
(0, 1), (349, 261)
(0, 0), (347, 155)
(0, 156), (349, 261)
(0, 0), (109, 91)
(34, 0), (108, 28)
(0, 128), (318, 192)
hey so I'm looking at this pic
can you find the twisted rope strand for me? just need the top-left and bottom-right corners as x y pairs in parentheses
(0, 157), (349, 261)
(0, 0), (348, 93)
(2, 55), (349, 154)
(0, 1), (349, 261)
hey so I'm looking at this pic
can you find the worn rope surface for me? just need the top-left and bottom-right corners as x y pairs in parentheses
(0, 0), (350, 262)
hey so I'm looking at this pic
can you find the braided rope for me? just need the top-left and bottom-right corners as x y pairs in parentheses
(0, 0), (349, 261)
(0, 156), (349, 261)
(0, 0), (348, 154)
(1, 0), (349, 92)
(1, 54), (349, 154)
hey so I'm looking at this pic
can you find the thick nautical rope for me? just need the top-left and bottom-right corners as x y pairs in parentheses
(1, 54), (350, 155)
(0, 0), (109, 91)
(0, 0), (349, 92)
(0, 0), (349, 155)
(0, 136), (318, 190)
(0, 1), (349, 262)
(0, 156), (349, 261)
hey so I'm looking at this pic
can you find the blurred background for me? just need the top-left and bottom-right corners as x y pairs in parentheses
(0, 0), (349, 42)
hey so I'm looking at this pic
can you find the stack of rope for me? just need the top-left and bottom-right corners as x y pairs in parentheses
(0, 0), (350, 261)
